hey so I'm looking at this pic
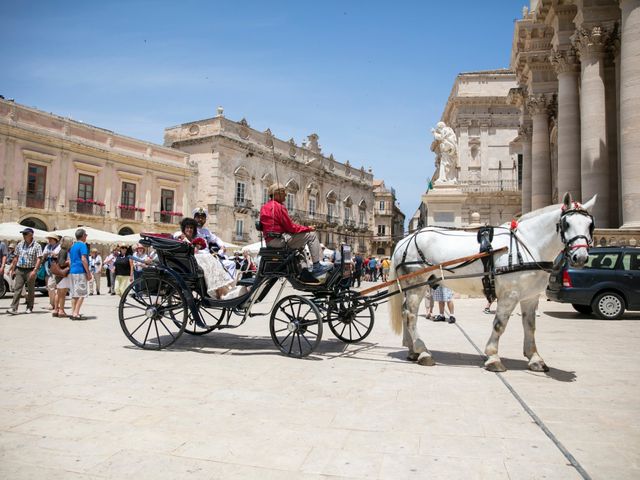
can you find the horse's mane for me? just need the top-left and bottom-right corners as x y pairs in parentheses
(518, 203), (561, 222)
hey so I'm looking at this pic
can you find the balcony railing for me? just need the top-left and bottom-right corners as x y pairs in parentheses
(234, 198), (254, 209)
(460, 180), (520, 193)
(233, 232), (250, 242)
(17, 192), (57, 210)
(344, 219), (356, 228)
(375, 209), (393, 215)
(358, 222), (368, 230)
(154, 211), (183, 224)
(118, 207), (143, 221)
(373, 234), (392, 242)
(69, 199), (106, 216)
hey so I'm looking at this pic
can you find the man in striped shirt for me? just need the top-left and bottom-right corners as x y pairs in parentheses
(7, 227), (43, 314)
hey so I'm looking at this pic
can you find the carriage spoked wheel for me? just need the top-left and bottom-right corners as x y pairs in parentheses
(270, 295), (322, 357)
(119, 276), (188, 350)
(176, 291), (227, 336)
(328, 291), (375, 343)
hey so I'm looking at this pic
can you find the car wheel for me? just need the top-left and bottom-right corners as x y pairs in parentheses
(591, 292), (625, 320)
(572, 304), (592, 315)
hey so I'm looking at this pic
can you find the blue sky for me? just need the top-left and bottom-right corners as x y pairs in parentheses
(1, 0), (524, 220)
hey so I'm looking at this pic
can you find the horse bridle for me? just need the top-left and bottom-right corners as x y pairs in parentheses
(556, 204), (595, 253)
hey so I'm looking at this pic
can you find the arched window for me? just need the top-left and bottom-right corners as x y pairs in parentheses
(326, 190), (338, 223)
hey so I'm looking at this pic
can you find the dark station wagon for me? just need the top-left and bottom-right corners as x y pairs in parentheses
(546, 246), (640, 320)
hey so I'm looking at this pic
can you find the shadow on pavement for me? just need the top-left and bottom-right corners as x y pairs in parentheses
(386, 349), (577, 382)
(124, 331), (352, 359)
(543, 310), (640, 321)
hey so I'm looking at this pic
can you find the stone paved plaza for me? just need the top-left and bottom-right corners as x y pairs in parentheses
(0, 284), (639, 479)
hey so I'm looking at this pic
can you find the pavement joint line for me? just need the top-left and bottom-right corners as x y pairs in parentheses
(452, 321), (593, 480)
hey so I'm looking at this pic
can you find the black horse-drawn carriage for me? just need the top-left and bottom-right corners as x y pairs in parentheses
(118, 234), (376, 357)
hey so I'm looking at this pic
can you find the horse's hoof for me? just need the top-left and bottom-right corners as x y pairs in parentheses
(484, 359), (506, 372)
(417, 352), (436, 366)
(407, 352), (419, 362)
(529, 361), (549, 372)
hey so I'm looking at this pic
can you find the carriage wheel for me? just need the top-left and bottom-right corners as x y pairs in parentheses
(270, 295), (322, 357)
(119, 276), (188, 350)
(328, 292), (375, 343)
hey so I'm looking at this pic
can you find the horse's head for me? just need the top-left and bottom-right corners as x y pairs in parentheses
(556, 192), (596, 267)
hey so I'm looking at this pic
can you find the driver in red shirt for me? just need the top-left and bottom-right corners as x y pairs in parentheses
(260, 183), (331, 279)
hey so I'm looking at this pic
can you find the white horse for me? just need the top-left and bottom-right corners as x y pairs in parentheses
(388, 193), (596, 372)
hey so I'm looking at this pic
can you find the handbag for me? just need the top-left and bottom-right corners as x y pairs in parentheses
(36, 263), (47, 280)
(50, 259), (69, 278)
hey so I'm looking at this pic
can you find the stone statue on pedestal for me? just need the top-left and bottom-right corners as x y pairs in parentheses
(430, 121), (458, 185)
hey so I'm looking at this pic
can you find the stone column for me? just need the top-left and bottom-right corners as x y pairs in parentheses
(527, 94), (552, 210)
(575, 26), (612, 227)
(519, 125), (533, 213)
(619, 0), (640, 228)
(550, 48), (582, 201)
(605, 36), (619, 225)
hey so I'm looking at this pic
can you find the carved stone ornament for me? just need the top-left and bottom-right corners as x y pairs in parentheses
(188, 124), (200, 136)
(550, 47), (580, 74)
(238, 119), (249, 139)
(518, 124), (532, 140)
(146, 146), (152, 157)
(307, 133), (320, 153)
(264, 128), (274, 148)
(328, 154), (335, 171)
(526, 94), (551, 115)
(574, 25), (611, 59)
(345, 160), (351, 176)
(360, 166), (365, 179)
(288, 138), (297, 158)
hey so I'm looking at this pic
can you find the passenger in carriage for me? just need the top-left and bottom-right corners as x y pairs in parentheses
(192, 207), (237, 279)
(176, 217), (235, 298)
(260, 183), (332, 279)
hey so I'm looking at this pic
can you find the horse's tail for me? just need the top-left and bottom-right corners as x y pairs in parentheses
(388, 256), (403, 335)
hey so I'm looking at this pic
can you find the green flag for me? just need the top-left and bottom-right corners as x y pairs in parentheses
(427, 180), (433, 191)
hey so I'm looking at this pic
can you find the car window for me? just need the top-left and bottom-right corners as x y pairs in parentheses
(622, 252), (640, 271)
(585, 252), (619, 270)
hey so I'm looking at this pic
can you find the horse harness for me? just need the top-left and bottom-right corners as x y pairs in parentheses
(395, 205), (594, 304)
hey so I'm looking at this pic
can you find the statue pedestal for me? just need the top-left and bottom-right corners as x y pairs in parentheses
(422, 185), (467, 227)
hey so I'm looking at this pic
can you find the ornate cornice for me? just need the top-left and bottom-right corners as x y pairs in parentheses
(518, 124), (532, 140)
(549, 47), (580, 74)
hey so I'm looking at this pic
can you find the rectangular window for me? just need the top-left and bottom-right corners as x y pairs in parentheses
(309, 196), (317, 218)
(517, 153), (523, 190)
(344, 206), (352, 221)
(262, 187), (269, 205)
(286, 193), (295, 211)
(120, 182), (137, 219)
(327, 203), (335, 221)
(77, 174), (94, 201)
(235, 181), (246, 205)
(377, 225), (386, 236)
(121, 182), (136, 206)
(26, 163), (47, 208)
(359, 210), (366, 227)
(235, 219), (244, 236)
(77, 174), (94, 214)
(161, 189), (174, 211)
(379, 200), (385, 211)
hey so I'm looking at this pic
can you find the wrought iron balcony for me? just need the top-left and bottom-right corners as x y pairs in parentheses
(118, 206), (143, 221)
(343, 219), (356, 228)
(17, 192), (57, 210)
(154, 211), (183, 224)
(68, 199), (106, 216)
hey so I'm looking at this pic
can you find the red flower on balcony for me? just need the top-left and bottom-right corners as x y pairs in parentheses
(136, 207), (145, 212)
(96, 201), (105, 207)
(76, 197), (86, 204)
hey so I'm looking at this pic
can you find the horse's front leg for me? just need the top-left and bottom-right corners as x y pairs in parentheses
(521, 297), (549, 372)
(402, 291), (434, 366)
(484, 294), (518, 372)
